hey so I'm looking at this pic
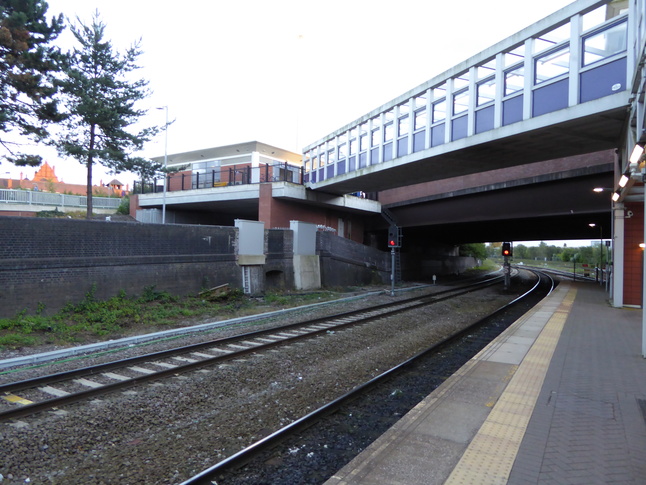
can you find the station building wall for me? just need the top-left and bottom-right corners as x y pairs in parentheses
(258, 184), (367, 243)
(623, 201), (644, 306)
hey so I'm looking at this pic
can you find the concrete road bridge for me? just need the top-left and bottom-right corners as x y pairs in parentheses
(302, 0), (646, 308)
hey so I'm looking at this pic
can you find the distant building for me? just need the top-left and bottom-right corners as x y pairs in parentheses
(0, 162), (128, 196)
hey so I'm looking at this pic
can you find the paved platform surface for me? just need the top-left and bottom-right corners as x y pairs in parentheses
(325, 281), (646, 484)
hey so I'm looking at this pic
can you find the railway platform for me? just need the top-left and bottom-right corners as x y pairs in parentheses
(325, 280), (646, 484)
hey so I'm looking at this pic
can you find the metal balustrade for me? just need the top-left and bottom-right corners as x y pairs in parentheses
(133, 162), (304, 194)
(0, 189), (121, 209)
(303, 0), (641, 189)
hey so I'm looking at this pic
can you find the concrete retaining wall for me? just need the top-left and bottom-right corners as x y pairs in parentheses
(317, 231), (390, 287)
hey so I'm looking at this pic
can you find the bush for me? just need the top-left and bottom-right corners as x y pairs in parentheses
(117, 196), (130, 215)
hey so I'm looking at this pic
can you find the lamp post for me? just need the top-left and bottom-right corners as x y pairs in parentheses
(589, 223), (603, 282)
(157, 106), (169, 224)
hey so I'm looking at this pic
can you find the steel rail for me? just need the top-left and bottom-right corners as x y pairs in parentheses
(0, 277), (504, 422)
(179, 269), (552, 484)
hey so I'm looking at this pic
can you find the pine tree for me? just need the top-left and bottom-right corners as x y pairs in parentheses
(55, 12), (158, 218)
(0, 0), (64, 166)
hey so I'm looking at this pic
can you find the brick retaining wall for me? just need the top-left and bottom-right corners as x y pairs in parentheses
(0, 217), (241, 317)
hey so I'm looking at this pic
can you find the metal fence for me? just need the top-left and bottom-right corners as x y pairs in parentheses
(133, 162), (304, 194)
(0, 189), (121, 209)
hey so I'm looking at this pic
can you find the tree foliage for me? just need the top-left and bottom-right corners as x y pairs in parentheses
(55, 12), (158, 217)
(0, 0), (64, 166)
(459, 242), (487, 260)
(486, 241), (607, 265)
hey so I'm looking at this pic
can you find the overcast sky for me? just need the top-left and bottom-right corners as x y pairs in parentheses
(3, 0), (579, 187)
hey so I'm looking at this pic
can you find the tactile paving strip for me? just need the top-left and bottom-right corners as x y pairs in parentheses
(444, 286), (576, 485)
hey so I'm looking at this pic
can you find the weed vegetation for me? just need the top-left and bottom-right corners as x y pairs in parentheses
(0, 285), (341, 350)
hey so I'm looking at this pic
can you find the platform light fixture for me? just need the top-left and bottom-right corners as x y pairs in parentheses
(618, 172), (630, 188)
(629, 144), (644, 164)
(612, 190), (621, 202)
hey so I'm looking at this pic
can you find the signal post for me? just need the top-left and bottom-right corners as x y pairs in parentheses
(388, 225), (400, 296)
(502, 242), (512, 290)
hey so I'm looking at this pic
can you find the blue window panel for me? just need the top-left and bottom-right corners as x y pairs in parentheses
(304, 173), (310, 183)
(326, 165), (334, 178)
(397, 137), (408, 157)
(349, 156), (356, 172)
(370, 147), (379, 164)
(431, 124), (445, 147)
(310, 171), (316, 183)
(503, 95), (523, 125)
(337, 159), (346, 175)
(532, 78), (568, 117)
(475, 105), (495, 134)
(318, 168), (325, 181)
(451, 115), (468, 141)
(580, 57), (626, 103)
(413, 131), (425, 152)
(383, 142), (393, 161)
(359, 152), (367, 168)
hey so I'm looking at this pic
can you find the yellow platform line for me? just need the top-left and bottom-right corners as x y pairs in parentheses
(444, 285), (576, 485)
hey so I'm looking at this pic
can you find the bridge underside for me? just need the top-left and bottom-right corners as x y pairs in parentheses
(376, 169), (613, 245)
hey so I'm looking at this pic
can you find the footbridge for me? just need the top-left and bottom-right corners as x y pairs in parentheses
(303, 0), (642, 198)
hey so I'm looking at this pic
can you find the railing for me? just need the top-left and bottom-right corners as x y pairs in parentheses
(133, 162), (304, 194)
(0, 189), (121, 209)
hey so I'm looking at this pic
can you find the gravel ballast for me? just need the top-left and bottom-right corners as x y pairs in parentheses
(0, 279), (532, 484)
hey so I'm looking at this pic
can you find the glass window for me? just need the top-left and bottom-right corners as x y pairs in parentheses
(453, 73), (469, 90)
(414, 93), (427, 109)
(432, 99), (446, 123)
(432, 83), (446, 99)
(360, 133), (368, 151)
(349, 139), (357, 155)
(477, 59), (496, 79)
(398, 102), (410, 115)
(534, 24), (571, 54)
(477, 78), (496, 106)
(505, 67), (524, 95)
(338, 143), (347, 159)
(583, 21), (627, 66)
(453, 89), (469, 115)
(384, 109), (394, 123)
(535, 47), (570, 84)
(414, 109), (427, 131)
(582, 4), (626, 32)
(398, 115), (409, 137)
(327, 148), (335, 164)
(504, 45), (525, 68)
(371, 128), (380, 147)
(384, 122), (394, 142)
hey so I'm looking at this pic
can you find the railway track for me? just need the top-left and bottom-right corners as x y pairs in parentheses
(181, 269), (554, 485)
(0, 275), (505, 422)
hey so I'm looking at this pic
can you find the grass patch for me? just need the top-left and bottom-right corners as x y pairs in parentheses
(0, 287), (342, 351)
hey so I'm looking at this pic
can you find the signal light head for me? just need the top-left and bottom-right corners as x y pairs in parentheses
(502, 242), (512, 257)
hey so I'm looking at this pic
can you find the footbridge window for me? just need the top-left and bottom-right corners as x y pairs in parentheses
(583, 21), (627, 66)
